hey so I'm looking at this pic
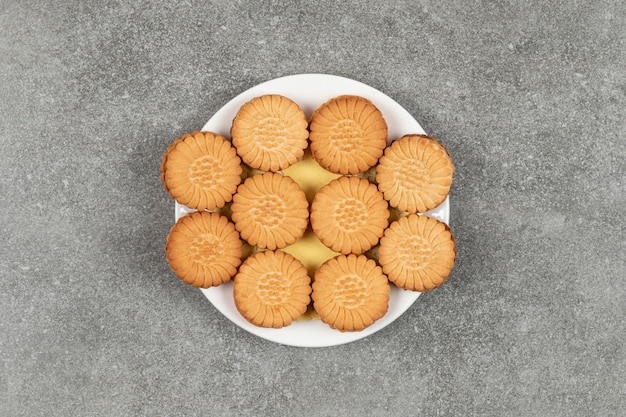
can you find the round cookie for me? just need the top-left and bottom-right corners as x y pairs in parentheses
(231, 94), (309, 172)
(376, 134), (454, 213)
(165, 211), (242, 288)
(161, 131), (242, 211)
(312, 254), (390, 332)
(234, 250), (312, 328)
(309, 95), (388, 175)
(378, 213), (456, 292)
(231, 172), (309, 250)
(310, 176), (389, 254)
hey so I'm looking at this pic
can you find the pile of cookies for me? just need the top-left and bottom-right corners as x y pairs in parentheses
(161, 94), (456, 332)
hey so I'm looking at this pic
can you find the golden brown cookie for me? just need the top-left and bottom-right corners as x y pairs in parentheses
(310, 176), (389, 254)
(231, 172), (309, 250)
(376, 134), (454, 213)
(309, 95), (388, 175)
(165, 211), (242, 288)
(161, 131), (242, 211)
(231, 94), (309, 172)
(312, 254), (390, 332)
(234, 250), (312, 328)
(378, 213), (456, 292)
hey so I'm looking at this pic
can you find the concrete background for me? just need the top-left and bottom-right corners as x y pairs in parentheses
(1, 0), (624, 416)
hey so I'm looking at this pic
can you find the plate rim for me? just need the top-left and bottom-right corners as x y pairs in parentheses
(174, 73), (449, 347)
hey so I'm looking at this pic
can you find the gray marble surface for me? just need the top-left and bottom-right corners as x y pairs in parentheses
(1, 0), (625, 416)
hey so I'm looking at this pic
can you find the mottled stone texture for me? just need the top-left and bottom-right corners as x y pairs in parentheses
(1, 0), (624, 416)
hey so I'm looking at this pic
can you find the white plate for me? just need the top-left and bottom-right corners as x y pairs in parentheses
(174, 74), (449, 347)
